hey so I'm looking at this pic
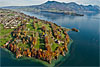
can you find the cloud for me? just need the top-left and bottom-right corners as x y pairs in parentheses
(0, 0), (47, 7)
(0, 0), (100, 7)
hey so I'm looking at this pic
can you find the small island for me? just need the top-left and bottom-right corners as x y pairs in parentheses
(0, 9), (74, 66)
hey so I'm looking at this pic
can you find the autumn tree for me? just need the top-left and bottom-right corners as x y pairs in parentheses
(13, 44), (17, 52)
(32, 37), (37, 46)
(42, 26), (46, 32)
(64, 41), (68, 52)
(45, 36), (49, 44)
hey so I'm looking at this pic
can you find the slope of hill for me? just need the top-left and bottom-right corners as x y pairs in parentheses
(1, 1), (100, 14)
(32, 1), (100, 12)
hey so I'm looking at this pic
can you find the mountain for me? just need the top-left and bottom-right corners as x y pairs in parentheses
(1, 1), (100, 14)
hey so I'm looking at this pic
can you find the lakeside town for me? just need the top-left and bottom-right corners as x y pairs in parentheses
(0, 9), (30, 29)
(0, 9), (78, 64)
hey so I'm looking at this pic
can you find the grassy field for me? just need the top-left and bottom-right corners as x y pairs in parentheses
(26, 19), (67, 51)
(7, 14), (15, 16)
(0, 24), (13, 46)
(26, 19), (63, 51)
(0, 18), (67, 51)
(0, 24), (13, 36)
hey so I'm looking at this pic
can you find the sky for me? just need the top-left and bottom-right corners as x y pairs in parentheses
(0, 0), (100, 7)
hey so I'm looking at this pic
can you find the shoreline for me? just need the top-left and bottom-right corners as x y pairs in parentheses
(0, 9), (73, 67)
(41, 11), (84, 16)
(0, 39), (73, 67)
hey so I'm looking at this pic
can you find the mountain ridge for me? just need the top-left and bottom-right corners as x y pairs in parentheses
(1, 1), (100, 14)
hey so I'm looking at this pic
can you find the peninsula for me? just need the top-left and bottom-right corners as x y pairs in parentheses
(0, 9), (74, 66)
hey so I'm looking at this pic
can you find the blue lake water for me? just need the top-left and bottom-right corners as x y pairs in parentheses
(1, 11), (100, 66)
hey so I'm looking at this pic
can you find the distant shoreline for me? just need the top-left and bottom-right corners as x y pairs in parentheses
(41, 11), (84, 16)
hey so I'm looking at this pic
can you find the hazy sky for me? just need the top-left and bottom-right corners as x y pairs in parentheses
(0, 0), (100, 7)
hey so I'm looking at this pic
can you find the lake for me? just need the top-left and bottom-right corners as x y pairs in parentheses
(1, 11), (100, 66)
